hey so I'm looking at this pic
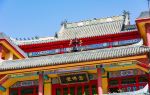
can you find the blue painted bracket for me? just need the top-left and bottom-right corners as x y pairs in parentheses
(0, 85), (6, 92)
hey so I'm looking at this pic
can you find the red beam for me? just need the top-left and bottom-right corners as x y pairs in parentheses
(19, 31), (140, 53)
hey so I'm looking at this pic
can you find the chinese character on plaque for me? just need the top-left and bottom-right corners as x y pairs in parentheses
(72, 76), (78, 81)
(66, 77), (72, 82)
(78, 75), (84, 80)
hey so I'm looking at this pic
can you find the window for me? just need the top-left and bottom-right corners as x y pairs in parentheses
(121, 78), (136, 85)
(63, 88), (68, 95)
(139, 76), (148, 83)
(92, 85), (97, 95)
(77, 86), (82, 95)
(21, 88), (34, 95)
(109, 80), (118, 86)
(109, 87), (119, 93)
(84, 85), (90, 95)
(70, 87), (75, 95)
(56, 88), (61, 95)
(10, 90), (18, 95)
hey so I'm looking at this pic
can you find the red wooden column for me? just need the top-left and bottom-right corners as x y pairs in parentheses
(0, 45), (3, 60)
(39, 72), (44, 95)
(97, 68), (103, 95)
(145, 23), (150, 46)
(82, 84), (85, 95)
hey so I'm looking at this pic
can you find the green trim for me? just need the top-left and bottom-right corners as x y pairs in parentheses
(102, 76), (107, 78)
(109, 64), (134, 68)
(0, 86), (6, 92)
(44, 82), (51, 84)
(96, 65), (103, 68)
(44, 75), (49, 80)
(10, 72), (38, 78)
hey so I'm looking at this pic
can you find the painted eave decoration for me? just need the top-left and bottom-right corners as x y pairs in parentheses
(0, 33), (27, 58)
(0, 45), (149, 74)
(136, 11), (150, 45)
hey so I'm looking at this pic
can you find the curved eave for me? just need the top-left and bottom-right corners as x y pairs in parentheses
(0, 54), (147, 75)
(0, 39), (27, 58)
(136, 18), (150, 45)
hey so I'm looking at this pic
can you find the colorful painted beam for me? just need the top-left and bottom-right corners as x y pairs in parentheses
(9, 72), (38, 78)
(0, 85), (6, 92)
(0, 75), (9, 85)
(0, 55), (147, 75)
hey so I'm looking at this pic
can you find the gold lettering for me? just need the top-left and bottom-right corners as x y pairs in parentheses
(66, 77), (72, 82)
(72, 76), (78, 81)
(78, 76), (84, 81)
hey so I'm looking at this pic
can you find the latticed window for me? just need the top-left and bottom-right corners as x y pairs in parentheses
(109, 80), (118, 86)
(139, 76), (148, 83)
(121, 78), (136, 85)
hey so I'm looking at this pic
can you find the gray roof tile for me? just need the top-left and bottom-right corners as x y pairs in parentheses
(0, 45), (149, 71)
(58, 20), (124, 39)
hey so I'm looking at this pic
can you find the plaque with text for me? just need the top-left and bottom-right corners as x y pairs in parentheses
(59, 72), (89, 84)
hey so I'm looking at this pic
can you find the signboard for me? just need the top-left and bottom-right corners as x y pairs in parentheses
(10, 80), (38, 88)
(120, 70), (134, 76)
(28, 49), (59, 57)
(59, 72), (89, 84)
(109, 69), (145, 78)
(118, 39), (140, 46)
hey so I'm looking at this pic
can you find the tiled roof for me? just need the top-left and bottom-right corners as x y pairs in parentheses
(12, 13), (132, 45)
(0, 33), (27, 57)
(58, 16), (124, 39)
(0, 45), (149, 71)
(11, 37), (59, 45)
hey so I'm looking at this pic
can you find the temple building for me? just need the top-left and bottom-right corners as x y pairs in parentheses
(0, 11), (150, 95)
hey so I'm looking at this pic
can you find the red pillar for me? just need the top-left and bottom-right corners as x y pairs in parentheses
(145, 23), (150, 46)
(0, 46), (2, 60)
(97, 68), (103, 95)
(39, 73), (44, 95)
(82, 84), (84, 95)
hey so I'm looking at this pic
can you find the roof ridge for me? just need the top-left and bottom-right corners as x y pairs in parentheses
(66, 15), (123, 24)
(65, 15), (124, 29)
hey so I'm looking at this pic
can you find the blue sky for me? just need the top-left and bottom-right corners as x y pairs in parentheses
(0, 0), (148, 38)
